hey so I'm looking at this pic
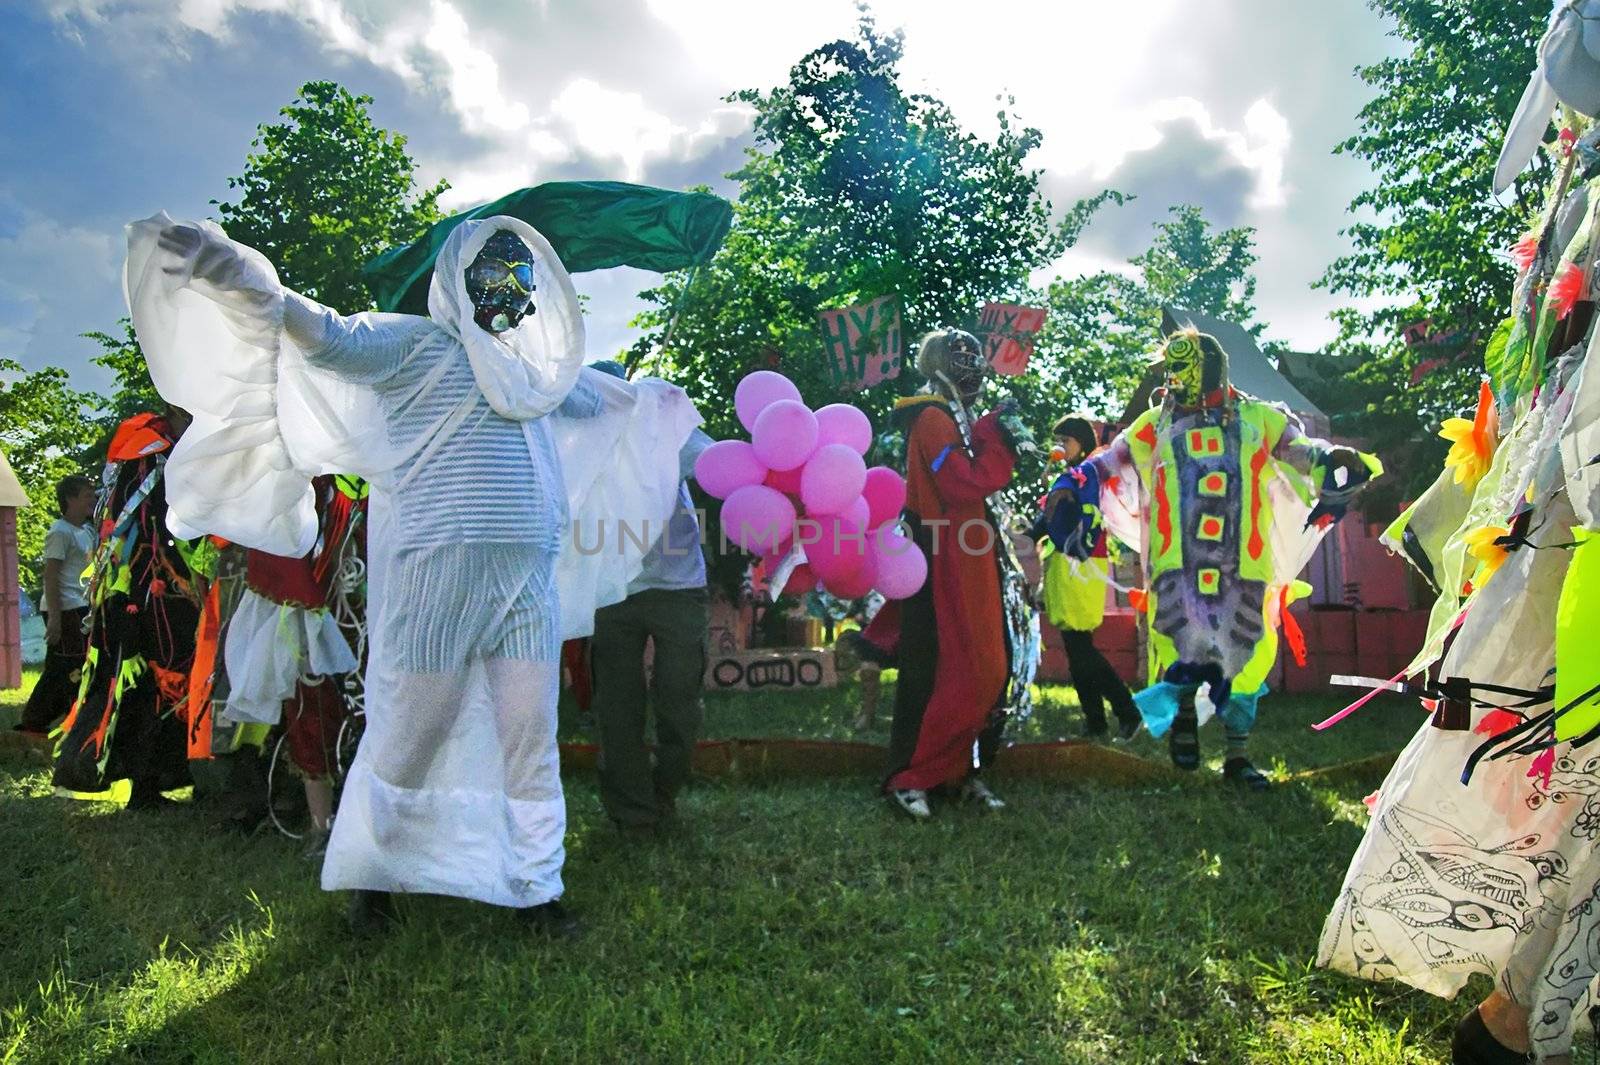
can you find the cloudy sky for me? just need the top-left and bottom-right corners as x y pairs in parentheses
(0, 0), (1399, 391)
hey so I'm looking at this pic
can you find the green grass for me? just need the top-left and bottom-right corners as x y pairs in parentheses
(0, 669), (1468, 1063)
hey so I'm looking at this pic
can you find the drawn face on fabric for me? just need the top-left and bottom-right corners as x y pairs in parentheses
(465, 230), (537, 334)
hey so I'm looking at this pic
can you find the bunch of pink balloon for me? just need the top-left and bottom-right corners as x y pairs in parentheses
(694, 370), (927, 600)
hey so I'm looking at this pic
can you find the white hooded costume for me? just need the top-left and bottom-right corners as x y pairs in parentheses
(124, 212), (698, 907)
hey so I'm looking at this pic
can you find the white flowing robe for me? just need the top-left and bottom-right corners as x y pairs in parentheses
(125, 213), (698, 907)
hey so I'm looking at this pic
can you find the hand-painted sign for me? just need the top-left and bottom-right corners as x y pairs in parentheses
(979, 302), (1048, 375)
(704, 648), (838, 692)
(819, 295), (903, 390)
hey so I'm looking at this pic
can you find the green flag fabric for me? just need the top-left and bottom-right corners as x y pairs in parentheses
(364, 180), (733, 314)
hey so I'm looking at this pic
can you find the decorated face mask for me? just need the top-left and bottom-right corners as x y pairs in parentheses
(466, 230), (537, 334)
(1161, 331), (1228, 407)
(941, 328), (987, 399)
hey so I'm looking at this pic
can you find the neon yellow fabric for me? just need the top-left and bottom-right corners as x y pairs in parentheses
(1041, 549), (1108, 632)
(1555, 528), (1600, 740)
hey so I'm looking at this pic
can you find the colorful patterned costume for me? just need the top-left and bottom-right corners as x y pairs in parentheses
(1319, 103), (1600, 1060)
(221, 476), (364, 780)
(1073, 331), (1379, 756)
(53, 414), (202, 799)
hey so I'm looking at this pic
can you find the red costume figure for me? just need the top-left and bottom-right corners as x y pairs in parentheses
(884, 329), (1020, 818)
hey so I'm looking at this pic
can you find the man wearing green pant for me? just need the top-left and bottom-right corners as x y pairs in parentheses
(589, 361), (712, 838)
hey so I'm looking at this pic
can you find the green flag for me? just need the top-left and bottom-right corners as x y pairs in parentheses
(363, 180), (733, 314)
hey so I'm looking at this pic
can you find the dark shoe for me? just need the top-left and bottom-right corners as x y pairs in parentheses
(345, 890), (398, 937)
(1222, 757), (1271, 792)
(616, 821), (660, 843)
(1113, 717), (1141, 743)
(1081, 726), (1110, 743)
(218, 803), (270, 835)
(301, 826), (331, 862)
(1169, 705), (1200, 771)
(1451, 1007), (1532, 1064)
(520, 898), (580, 940)
(126, 782), (180, 811)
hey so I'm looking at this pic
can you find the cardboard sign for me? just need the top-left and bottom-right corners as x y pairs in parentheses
(704, 648), (838, 692)
(979, 302), (1048, 375)
(818, 295), (903, 390)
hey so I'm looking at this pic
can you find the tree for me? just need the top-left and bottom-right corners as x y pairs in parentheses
(1025, 204), (1265, 425)
(1313, 0), (1552, 501)
(624, 12), (1116, 590)
(0, 360), (104, 592)
(630, 12), (1114, 440)
(214, 80), (448, 311)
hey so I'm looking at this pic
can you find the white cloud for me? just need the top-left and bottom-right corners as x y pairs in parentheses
(421, 0), (528, 133)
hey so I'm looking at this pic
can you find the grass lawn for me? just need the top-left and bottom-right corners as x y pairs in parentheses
(0, 668), (1472, 1063)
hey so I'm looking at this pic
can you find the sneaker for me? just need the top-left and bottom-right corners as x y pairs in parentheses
(521, 898), (581, 940)
(1222, 757), (1271, 792)
(887, 788), (932, 820)
(959, 778), (1007, 811)
(1169, 705), (1201, 771)
(1113, 718), (1141, 743)
(345, 890), (398, 937)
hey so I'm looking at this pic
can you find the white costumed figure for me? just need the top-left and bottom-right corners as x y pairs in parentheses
(124, 211), (699, 935)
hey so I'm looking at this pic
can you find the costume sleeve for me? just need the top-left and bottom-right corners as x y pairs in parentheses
(680, 427), (715, 482)
(282, 293), (427, 386)
(921, 408), (1016, 506)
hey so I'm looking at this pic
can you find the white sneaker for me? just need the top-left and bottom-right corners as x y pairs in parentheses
(888, 788), (932, 820)
(960, 778), (1007, 811)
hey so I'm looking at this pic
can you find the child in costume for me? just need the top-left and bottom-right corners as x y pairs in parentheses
(52, 409), (201, 808)
(125, 212), (697, 936)
(1060, 329), (1379, 789)
(16, 475), (97, 736)
(883, 327), (1028, 819)
(1032, 415), (1141, 742)
(219, 475), (364, 857)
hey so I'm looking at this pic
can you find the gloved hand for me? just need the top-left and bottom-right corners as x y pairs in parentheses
(157, 223), (239, 287)
(1305, 447), (1375, 529)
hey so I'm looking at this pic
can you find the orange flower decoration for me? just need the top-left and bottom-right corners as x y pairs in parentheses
(1463, 524), (1511, 586)
(1439, 379), (1499, 488)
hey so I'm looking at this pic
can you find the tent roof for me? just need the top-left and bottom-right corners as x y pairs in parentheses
(0, 447), (28, 508)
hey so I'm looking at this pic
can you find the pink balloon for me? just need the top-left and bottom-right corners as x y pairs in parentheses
(861, 467), (906, 530)
(842, 495), (870, 532)
(693, 440), (768, 500)
(871, 524), (927, 599)
(751, 400), (819, 472)
(720, 484), (796, 555)
(803, 513), (871, 584)
(735, 371), (802, 433)
(814, 403), (873, 455)
(765, 465), (805, 496)
(824, 555), (878, 599)
(800, 443), (867, 515)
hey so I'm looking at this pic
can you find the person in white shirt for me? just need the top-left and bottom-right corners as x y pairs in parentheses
(16, 475), (97, 736)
